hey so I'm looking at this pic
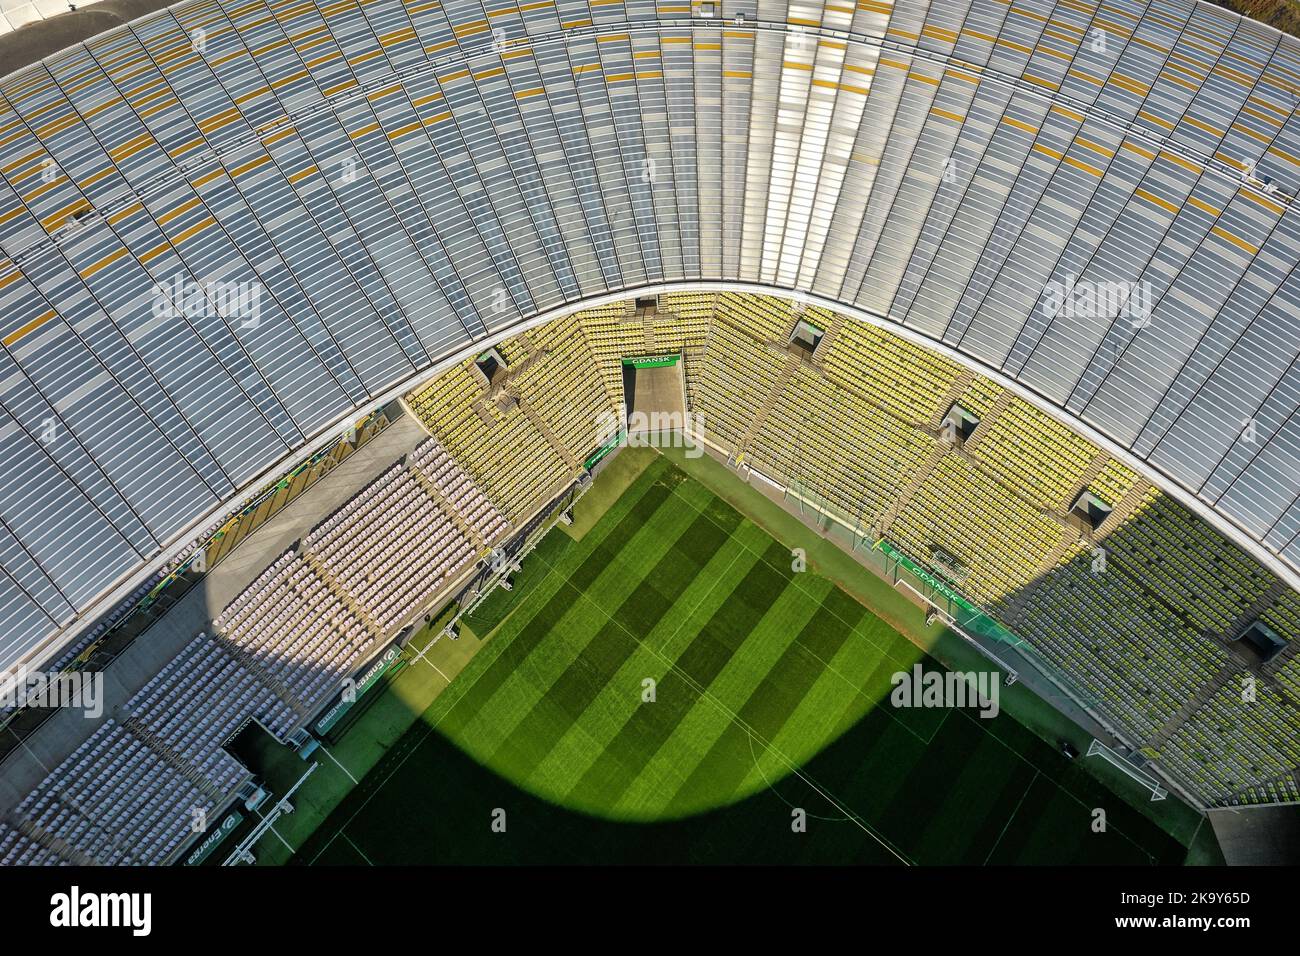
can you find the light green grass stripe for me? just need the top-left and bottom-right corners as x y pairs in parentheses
(524, 533), (762, 800)
(614, 577), (833, 818)
(417, 461), (672, 738)
(453, 487), (706, 765)
(458, 457), (670, 650)
(521, 642), (666, 801)
(735, 613), (899, 794)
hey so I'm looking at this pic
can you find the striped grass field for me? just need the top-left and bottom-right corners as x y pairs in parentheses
(294, 456), (1188, 865)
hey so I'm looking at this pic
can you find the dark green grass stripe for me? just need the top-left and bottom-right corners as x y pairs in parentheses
(567, 467), (684, 593)
(909, 728), (1040, 864)
(1006, 779), (1162, 865)
(662, 599), (864, 816)
(956, 711), (1185, 864)
(434, 471), (680, 737)
(564, 539), (793, 808)
(485, 615), (638, 786)
(824, 652), (921, 761)
(795, 670), (933, 831)
(979, 772), (1045, 864)
(434, 577), (577, 739)
(858, 654), (950, 740)
(464, 530), (573, 634)
(670, 539), (795, 688)
(543, 455), (671, 581)
(608, 509), (734, 634)
(947, 756), (1041, 864)
(430, 459), (671, 730)
(872, 706), (993, 856)
(487, 511), (733, 785)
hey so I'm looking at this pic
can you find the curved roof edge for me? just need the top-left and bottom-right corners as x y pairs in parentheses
(33, 280), (1300, 675)
(0, 1), (175, 79)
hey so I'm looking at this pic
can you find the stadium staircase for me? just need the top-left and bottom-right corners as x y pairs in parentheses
(804, 311), (847, 370)
(471, 398), (497, 429)
(960, 390), (1014, 452)
(1065, 452), (1116, 515)
(299, 551), (383, 643)
(1232, 579), (1291, 647)
(213, 631), (316, 729)
(408, 459), (489, 552)
(1148, 663), (1242, 751)
(119, 717), (228, 805)
(1095, 481), (1153, 539)
(1025, 454), (1143, 579)
(11, 814), (99, 866)
(1224, 767), (1300, 805)
(922, 371), (977, 435)
(877, 440), (950, 536)
(515, 393), (580, 472)
(736, 351), (801, 454)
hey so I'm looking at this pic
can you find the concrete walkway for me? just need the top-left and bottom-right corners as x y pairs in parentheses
(0, 413), (429, 814)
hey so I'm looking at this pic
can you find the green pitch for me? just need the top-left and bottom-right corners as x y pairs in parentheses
(294, 455), (1188, 865)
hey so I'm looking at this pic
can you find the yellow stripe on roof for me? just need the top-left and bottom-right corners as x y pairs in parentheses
(170, 216), (216, 246)
(79, 248), (128, 279)
(138, 242), (170, 265)
(156, 197), (201, 227)
(1159, 152), (1201, 174)
(387, 122), (423, 140)
(1240, 189), (1285, 215)
(1135, 188), (1178, 214)
(231, 155), (271, 178)
(1211, 225), (1258, 255)
(2, 309), (55, 348)
(1267, 144), (1300, 169)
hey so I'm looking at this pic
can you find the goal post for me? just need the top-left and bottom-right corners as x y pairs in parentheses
(1087, 738), (1169, 801)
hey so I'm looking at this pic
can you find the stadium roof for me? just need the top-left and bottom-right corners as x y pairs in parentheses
(2, 0), (1300, 672)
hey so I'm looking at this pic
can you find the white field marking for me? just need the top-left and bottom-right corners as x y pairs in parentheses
(342, 832), (374, 866)
(410, 643), (452, 683)
(662, 479), (954, 748)
(306, 568), (566, 864)
(983, 770), (1038, 865)
(318, 743), (358, 785)
(316, 489), (895, 865)
(519, 534), (914, 865)
(745, 733), (850, 823)
(656, 545), (747, 655)
(955, 709), (1157, 861)
(252, 806), (296, 854)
